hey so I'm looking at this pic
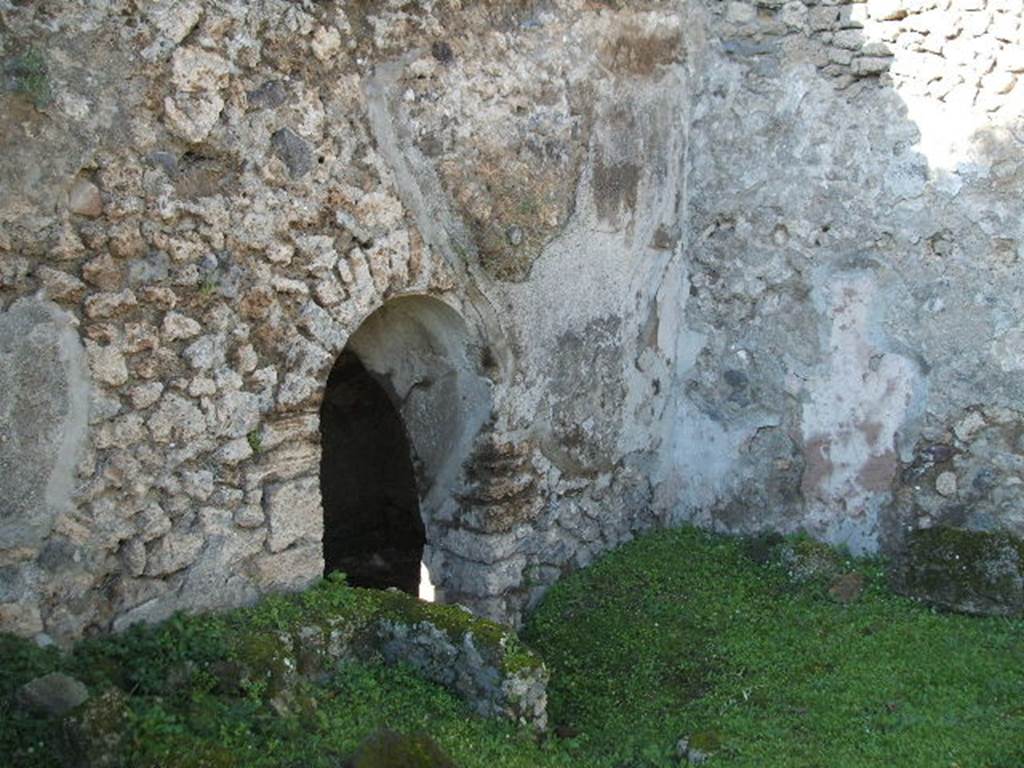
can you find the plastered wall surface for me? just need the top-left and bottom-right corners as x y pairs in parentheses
(0, 0), (1021, 641)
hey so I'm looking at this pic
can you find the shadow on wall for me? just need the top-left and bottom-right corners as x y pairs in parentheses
(318, 295), (493, 601)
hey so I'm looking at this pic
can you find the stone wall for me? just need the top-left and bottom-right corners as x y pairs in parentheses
(0, 0), (687, 641)
(672, 0), (1024, 556)
(1, 0), (1022, 642)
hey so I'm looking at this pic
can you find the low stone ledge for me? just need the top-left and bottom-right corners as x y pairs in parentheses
(260, 582), (549, 731)
(127, 576), (549, 731)
(890, 526), (1024, 617)
(370, 597), (548, 729)
(5, 578), (548, 766)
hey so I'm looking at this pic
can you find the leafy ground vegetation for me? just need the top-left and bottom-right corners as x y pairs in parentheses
(2, 527), (1022, 767)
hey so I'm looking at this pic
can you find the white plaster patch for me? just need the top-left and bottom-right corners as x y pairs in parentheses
(800, 273), (919, 554)
(991, 326), (1024, 371)
(667, 401), (755, 522)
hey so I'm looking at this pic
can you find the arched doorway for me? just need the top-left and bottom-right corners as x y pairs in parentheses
(318, 296), (494, 600)
(319, 351), (424, 594)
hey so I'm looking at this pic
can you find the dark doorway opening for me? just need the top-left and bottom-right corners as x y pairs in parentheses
(319, 351), (424, 595)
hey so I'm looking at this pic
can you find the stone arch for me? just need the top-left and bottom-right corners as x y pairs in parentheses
(318, 295), (493, 600)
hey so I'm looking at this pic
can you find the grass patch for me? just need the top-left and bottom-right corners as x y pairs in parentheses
(524, 526), (1024, 768)
(0, 575), (548, 768)
(2, 527), (1022, 767)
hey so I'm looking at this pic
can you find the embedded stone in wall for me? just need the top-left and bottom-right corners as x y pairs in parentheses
(541, 316), (626, 476)
(0, 298), (89, 550)
(248, 543), (323, 592)
(264, 476), (322, 554)
(893, 406), (1024, 539)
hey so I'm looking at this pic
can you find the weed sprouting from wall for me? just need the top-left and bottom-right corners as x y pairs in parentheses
(3, 48), (52, 109)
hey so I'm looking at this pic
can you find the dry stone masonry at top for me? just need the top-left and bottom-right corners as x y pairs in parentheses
(1, 0), (1023, 643)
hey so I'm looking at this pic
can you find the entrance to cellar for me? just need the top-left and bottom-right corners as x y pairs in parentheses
(319, 350), (425, 595)
(317, 295), (495, 605)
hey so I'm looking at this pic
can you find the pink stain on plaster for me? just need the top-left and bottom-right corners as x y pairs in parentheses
(800, 274), (917, 550)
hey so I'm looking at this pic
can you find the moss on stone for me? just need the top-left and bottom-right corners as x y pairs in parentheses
(781, 534), (844, 581)
(5, 575), (547, 765)
(229, 631), (295, 700)
(125, 577), (541, 716)
(743, 531), (844, 585)
(367, 588), (544, 676)
(892, 525), (1024, 616)
(3, 48), (52, 108)
(688, 728), (722, 753)
(498, 635), (543, 677)
(60, 688), (129, 768)
(347, 729), (458, 768)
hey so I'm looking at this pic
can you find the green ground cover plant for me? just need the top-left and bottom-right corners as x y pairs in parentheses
(2, 527), (1021, 767)
(525, 527), (1024, 767)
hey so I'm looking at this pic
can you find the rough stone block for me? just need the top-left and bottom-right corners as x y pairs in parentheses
(270, 128), (313, 179)
(147, 393), (206, 443)
(249, 543), (323, 590)
(0, 602), (44, 637)
(144, 532), (205, 576)
(161, 311), (202, 341)
(67, 178), (103, 217)
(867, 0), (908, 21)
(853, 55), (895, 75)
(264, 476), (322, 553)
(37, 267), (86, 302)
(0, 299), (89, 550)
(82, 254), (123, 291)
(725, 2), (757, 25)
(892, 526), (1024, 616)
(83, 290), (137, 319)
(16, 673), (89, 716)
